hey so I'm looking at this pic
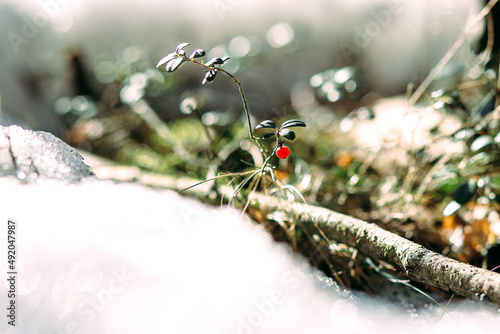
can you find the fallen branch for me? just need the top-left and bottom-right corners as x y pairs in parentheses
(82, 151), (500, 306)
(249, 193), (500, 306)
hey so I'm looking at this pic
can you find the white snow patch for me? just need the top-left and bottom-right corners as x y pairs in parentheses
(0, 179), (498, 333)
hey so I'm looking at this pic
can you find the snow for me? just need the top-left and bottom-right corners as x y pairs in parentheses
(0, 178), (498, 333)
(0, 125), (94, 182)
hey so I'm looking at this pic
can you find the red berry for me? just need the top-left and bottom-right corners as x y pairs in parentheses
(276, 146), (290, 159)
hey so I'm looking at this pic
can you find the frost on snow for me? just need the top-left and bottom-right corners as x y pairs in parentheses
(0, 125), (94, 182)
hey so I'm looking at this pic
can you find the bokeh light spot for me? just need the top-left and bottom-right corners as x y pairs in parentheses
(266, 22), (295, 48)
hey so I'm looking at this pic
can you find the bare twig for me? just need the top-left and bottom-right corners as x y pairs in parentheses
(249, 193), (500, 306)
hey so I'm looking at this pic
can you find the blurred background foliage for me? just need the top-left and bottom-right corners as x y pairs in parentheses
(0, 0), (498, 300)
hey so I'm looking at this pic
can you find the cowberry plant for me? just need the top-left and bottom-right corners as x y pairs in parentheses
(255, 119), (307, 159)
(157, 42), (308, 207)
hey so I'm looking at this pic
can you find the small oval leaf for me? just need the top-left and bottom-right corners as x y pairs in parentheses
(189, 49), (206, 59)
(470, 135), (492, 152)
(443, 200), (461, 217)
(494, 132), (500, 144)
(453, 179), (477, 205)
(256, 120), (276, 129)
(166, 57), (185, 72)
(280, 129), (296, 141)
(451, 128), (475, 142)
(262, 133), (276, 140)
(434, 174), (462, 194)
(156, 53), (178, 68)
(205, 58), (221, 67)
(176, 42), (191, 54)
(280, 119), (306, 129)
(202, 69), (217, 85)
(205, 57), (230, 67)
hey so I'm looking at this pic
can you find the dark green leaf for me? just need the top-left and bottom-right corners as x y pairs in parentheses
(431, 166), (461, 193)
(176, 42), (190, 54)
(330, 166), (348, 178)
(280, 129), (296, 141)
(205, 57), (230, 67)
(262, 133), (275, 140)
(166, 57), (185, 72)
(256, 120), (276, 129)
(434, 175), (462, 194)
(489, 175), (500, 191)
(205, 58), (221, 66)
(453, 179), (477, 205)
(470, 135), (492, 152)
(156, 53), (178, 68)
(443, 200), (461, 217)
(202, 69), (217, 85)
(280, 119), (306, 129)
(189, 49), (205, 59)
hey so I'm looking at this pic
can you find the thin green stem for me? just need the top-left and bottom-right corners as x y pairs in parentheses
(261, 147), (277, 170)
(186, 57), (267, 158)
(217, 68), (254, 138)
